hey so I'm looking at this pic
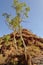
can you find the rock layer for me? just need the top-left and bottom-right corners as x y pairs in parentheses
(0, 29), (43, 65)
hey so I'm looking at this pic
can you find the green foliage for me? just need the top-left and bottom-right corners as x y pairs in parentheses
(4, 35), (10, 41)
(17, 39), (22, 47)
(2, 13), (11, 24)
(9, 16), (21, 29)
(2, 0), (30, 49)
(13, 0), (30, 17)
(4, 35), (10, 46)
(3, 0), (30, 31)
(2, 13), (11, 18)
(24, 7), (30, 17)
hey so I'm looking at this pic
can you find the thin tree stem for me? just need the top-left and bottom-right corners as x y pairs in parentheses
(13, 30), (18, 54)
(19, 28), (27, 60)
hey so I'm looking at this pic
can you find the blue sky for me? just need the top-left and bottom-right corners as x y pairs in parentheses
(0, 0), (43, 37)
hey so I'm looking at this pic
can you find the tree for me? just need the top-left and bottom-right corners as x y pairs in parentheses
(3, 0), (30, 61)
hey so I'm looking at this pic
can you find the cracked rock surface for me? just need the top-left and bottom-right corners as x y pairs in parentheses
(0, 29), (43, 65)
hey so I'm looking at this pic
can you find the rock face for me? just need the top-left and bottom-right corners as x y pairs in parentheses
(0, 29), (43, 65)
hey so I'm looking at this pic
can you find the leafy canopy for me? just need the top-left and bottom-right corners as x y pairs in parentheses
(3, 0), (30, 31)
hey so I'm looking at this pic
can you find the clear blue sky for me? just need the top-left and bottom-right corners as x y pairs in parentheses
(0, 0), (43, 37)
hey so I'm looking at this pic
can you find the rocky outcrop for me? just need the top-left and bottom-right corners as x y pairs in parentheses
(0, 29), (43, 65)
